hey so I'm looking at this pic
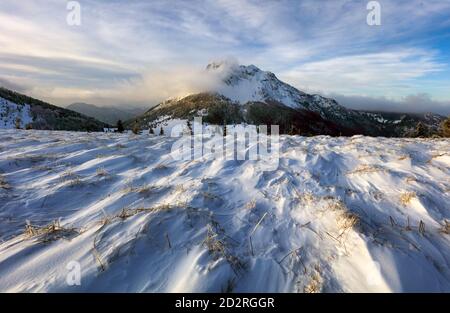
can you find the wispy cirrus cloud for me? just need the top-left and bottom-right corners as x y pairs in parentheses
(281, 49), (444, 97)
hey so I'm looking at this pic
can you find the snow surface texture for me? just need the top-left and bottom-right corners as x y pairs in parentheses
(0, 97), (33, 129)
(0, 129), (449, 292)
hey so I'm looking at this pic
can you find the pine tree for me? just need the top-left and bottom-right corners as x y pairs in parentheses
(414, 122), (428, 138)
(117, 120), (124, 133)
(442, 117), (450, 137)
(15, 117), (21, 129)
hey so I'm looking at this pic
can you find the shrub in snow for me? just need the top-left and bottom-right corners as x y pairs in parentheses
(132, 122), (140, 135)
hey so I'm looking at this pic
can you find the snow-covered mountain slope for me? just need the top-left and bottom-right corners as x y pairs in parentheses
(131, 63), (445, 137)
(129, 93), (351, 136)
(208, 62), (306, 109)
(0, 87), (109, 131)
(0, 97), (33, 129)
(207, 61), (360, 123)
(0, 129), (449, 292)
(207, 62), (446, 134)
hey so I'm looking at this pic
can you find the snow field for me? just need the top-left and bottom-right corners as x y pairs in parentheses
(0, 130), (449, 292)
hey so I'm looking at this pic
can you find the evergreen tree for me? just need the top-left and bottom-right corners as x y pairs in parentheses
(414, 122), (428, 137)
(442, 117), (450, 138)
(15, 117), (21, 129)
(117, 120), (124, 133)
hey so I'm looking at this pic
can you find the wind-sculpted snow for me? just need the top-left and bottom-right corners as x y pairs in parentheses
(0, 129), (449, 292)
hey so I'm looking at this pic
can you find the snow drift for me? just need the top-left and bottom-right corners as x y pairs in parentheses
(0, 129), (449, 292)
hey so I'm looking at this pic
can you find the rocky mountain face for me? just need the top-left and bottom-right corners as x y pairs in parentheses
(67, 102), (145, 125)
(0, 87), (109, 131)
(129, 62), (446, 137)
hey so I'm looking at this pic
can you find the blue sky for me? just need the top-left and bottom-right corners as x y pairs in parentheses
(0, 0), (449, 114)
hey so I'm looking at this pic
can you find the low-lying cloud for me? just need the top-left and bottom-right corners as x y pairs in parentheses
(330, 93), (450, 116)
(0, 77), (26, 93)
(35, 60), (239, 107)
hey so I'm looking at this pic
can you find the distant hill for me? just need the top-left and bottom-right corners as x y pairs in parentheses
(0, 87), (109, 131)
(67, 102), (145, 125)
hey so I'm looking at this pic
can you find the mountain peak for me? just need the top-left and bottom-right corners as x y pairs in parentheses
(206, 62), (306, 108)
(206, 60), (263, 79)
(206, 59), (240, 71)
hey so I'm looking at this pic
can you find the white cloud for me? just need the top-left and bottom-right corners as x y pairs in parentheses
(0, 0), (449, 110)
(280, 50), (444, 97)
(331, 93), (450, 116)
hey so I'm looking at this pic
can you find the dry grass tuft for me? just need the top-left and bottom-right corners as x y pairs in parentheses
(0, 175), (11, 190)
(154, 163), (169, 170)
(431, 153), (447, 159)
(33, 165), (53, 172)
(347, 164), (385, 175)
(327, 199), (347, 212)
(245, 200), (257, 210)
(400, 192), (416, 206)
(203, 225), (244, 275)
(303, 272), (322, 293)
(174, 184), (186, 194)
(337, 212), (360, 236)
(438, 220), (449, 235)
(202, 191), (220, 200)
(24, 220), (79, 242)
(96, 167), (109, 177)
(60, 169), (82, 185)
(303, 265), (322, 293)
(116, 204), (173, 221)
(299, 192), (316, 204)
(122, 181), (155, 194)
(204, 226), (227, 256)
